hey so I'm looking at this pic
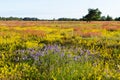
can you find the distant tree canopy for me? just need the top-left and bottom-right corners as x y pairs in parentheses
(115, 17), (120, 21)
(100, 16), (106, 21)
(0, 17), (40, 21)
(0, 8), (120, 21)
(106, 15), (113, 21)
(83, 8), (102, 22)
(0, 17), (22, 21)
(100, 15), (113, 21)
(22, 17), (40, 21)
(58, 18), (79, 21)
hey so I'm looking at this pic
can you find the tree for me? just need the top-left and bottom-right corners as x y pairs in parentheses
(58, 18), (78, 21)
(115, 17), (120, 21)
(83, 8), (102, 22)
(22, 17), (40, 21)
(100, 16), (106, 21)
(106, 15), (113, 21)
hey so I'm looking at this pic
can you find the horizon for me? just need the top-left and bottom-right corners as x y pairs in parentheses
(0, 0), (120, 19)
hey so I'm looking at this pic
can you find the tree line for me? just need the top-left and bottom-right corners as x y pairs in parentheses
(0, 8), (120, 21)
(0, 17), (41, 21)
(58, 8), (120, 21)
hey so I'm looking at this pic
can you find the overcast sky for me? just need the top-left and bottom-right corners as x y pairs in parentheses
(0, 0), (119, 19)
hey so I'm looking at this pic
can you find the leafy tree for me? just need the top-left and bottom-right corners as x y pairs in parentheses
(0, 17), (40, 21)
(23, 17), (40, 21)
(100, 16), (106, 21)
(58, 18), (78, 21)
(83, 8), (102, 22)
(106, 15), (113, 21)
(115, 17), (120, 21)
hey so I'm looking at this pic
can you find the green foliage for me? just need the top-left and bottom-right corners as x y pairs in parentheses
(100, 16), (106, 21)
(83, 8), (102, 21)
(0, 17), (40, 21)
(115, 17), (120, 21)
(106, 15), (113, 21)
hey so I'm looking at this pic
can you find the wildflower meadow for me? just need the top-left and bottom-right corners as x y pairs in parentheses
(0, 21), (120, 80)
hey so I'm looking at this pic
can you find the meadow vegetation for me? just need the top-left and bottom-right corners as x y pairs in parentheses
(0, 21), (120, 80)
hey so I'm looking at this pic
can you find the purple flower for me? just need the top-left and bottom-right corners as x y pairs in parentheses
(20, 50), (25, 54)
(80, 49), (84, 55)
(73, 56), (80, 61)
(60, 52), (65, 57)
(74, 56), (78, 61)
(34, 56), (39, 61)
(67, 54), (71, 58)
(86, 50), (91, 55)
(36, 52), (44, 56)
(22, 56), (28, 60)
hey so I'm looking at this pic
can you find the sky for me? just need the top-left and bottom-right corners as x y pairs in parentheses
(0, 0), (119, 19)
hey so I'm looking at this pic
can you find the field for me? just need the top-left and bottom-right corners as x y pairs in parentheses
(0, 21), (120, 80)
